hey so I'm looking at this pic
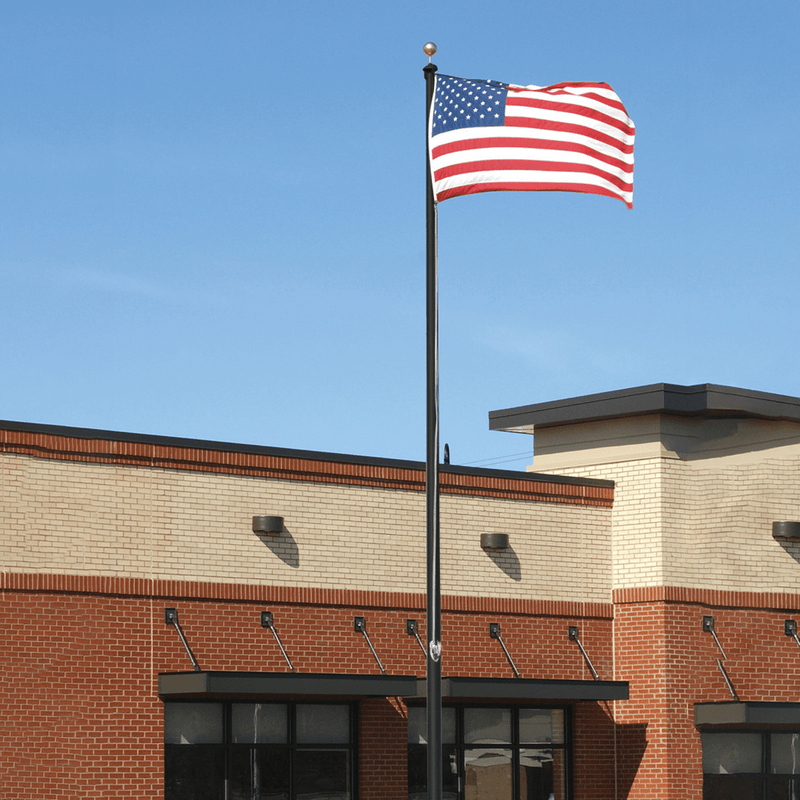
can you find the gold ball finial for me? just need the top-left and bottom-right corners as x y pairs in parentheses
(423, 42), (437, 60)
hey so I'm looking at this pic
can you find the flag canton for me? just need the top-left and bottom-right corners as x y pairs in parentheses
(432, 75), (507, 135)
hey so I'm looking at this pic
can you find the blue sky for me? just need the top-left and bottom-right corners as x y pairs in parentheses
(3, 1), (799, 468)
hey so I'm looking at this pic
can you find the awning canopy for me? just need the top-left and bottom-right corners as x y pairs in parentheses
(695, 702), (800, 729)
(159, 671), (418, 699)
(159, 671), (629, 702)
(418, 677), (628, 701)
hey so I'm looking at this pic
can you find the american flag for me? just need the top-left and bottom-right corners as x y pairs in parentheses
(428, 74), (635, 208)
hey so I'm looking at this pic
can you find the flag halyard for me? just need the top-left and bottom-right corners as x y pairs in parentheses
(428, 75), (635, 207)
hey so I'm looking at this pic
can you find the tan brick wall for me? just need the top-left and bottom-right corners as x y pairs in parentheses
(533, 457), (667, 590)
(672, 453), (800, 592)
(536, 450), (800, 594)
(1, 450), (612, 602)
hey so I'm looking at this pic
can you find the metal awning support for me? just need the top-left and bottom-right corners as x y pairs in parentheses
(703, 616), (738, 700)
(165, 608), (201, 672)
(568, 626), (599, 681)
(261, 612), (295, 673)
(489, 623), (521, 679)
(407, 619), (427, 657)
(354, 617), (386, 675)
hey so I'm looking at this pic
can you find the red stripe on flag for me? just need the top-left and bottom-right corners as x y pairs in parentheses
(506, 95), (635, 138)
(533, 81), (612, 93)
(431, 136), (633, 174)
(519, 82), (630, 115)
(437, 180), (632, 208)
(433, 159), (633, 193)
(502, 116), (634, 155)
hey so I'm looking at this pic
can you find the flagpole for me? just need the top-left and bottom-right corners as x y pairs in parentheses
(423, 42), (442, 800)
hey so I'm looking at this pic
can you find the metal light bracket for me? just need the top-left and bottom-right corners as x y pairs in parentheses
(489, 623), (521, 679)
(354, 616), (386, 675)
(261, 611), (295, 672)
(568, 626), (600, 681)
(407, 619), (427, 656)
(164, 608), (201, 672)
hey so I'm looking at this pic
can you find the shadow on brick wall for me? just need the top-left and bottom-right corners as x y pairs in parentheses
(256, 526), (300, 568)
(776, 538), (800, 565)
(617, 722), (648, 798)
(483, 546), (521, 581)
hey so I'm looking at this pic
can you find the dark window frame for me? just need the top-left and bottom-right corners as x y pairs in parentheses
(701, 730), (800, 800)
(164, 699), (359, 800)
(407, 702), (572, 800)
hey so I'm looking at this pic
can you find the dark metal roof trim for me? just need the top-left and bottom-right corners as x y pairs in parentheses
(695, 702), (800, 728)
(489, 383), (800, 433)
(158, 671), (418, 698)
(416, 676), (629, 701)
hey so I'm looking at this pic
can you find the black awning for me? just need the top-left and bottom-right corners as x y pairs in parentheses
(158, 671), (418, 699)
(159, 672), (629, 702)
(416, 676), (628, 701)
(695, 702), (800, 729)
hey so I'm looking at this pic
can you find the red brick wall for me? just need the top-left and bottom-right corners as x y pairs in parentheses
(1, 591), (163, 799)
(613, 588), (800, 800)
(360, 698), (408, 800)
(1, 575), (617, 799)
(573, 701), (618, 799)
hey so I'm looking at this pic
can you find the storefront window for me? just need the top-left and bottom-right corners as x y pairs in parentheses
(164, 701), (354, 800)
(770, 733), (800, 800)
(408, 706), (568, 800)
(701, 731), (800, 799)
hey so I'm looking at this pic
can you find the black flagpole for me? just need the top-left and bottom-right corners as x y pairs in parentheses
(423, 43), (442, 800)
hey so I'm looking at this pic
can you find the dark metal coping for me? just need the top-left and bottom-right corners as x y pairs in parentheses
(0, 418), (611, 489)
(695, 702), (800, 729)
(159, 672), (419, 698)
(159, 672), (629, 702)
(489, 383), (800, 433)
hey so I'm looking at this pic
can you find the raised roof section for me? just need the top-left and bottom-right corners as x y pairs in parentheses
(489, 383), (800, 435)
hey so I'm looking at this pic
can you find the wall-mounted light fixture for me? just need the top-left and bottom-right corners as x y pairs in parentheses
(481, 533), (509, 551)
(773, 522), (800, 541)
(253, 515), (284, 535)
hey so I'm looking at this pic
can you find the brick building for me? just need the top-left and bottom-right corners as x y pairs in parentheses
(3, 382), (800, 799)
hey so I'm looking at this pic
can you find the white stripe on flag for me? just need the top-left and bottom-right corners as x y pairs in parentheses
(434, 168), (634, 206)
